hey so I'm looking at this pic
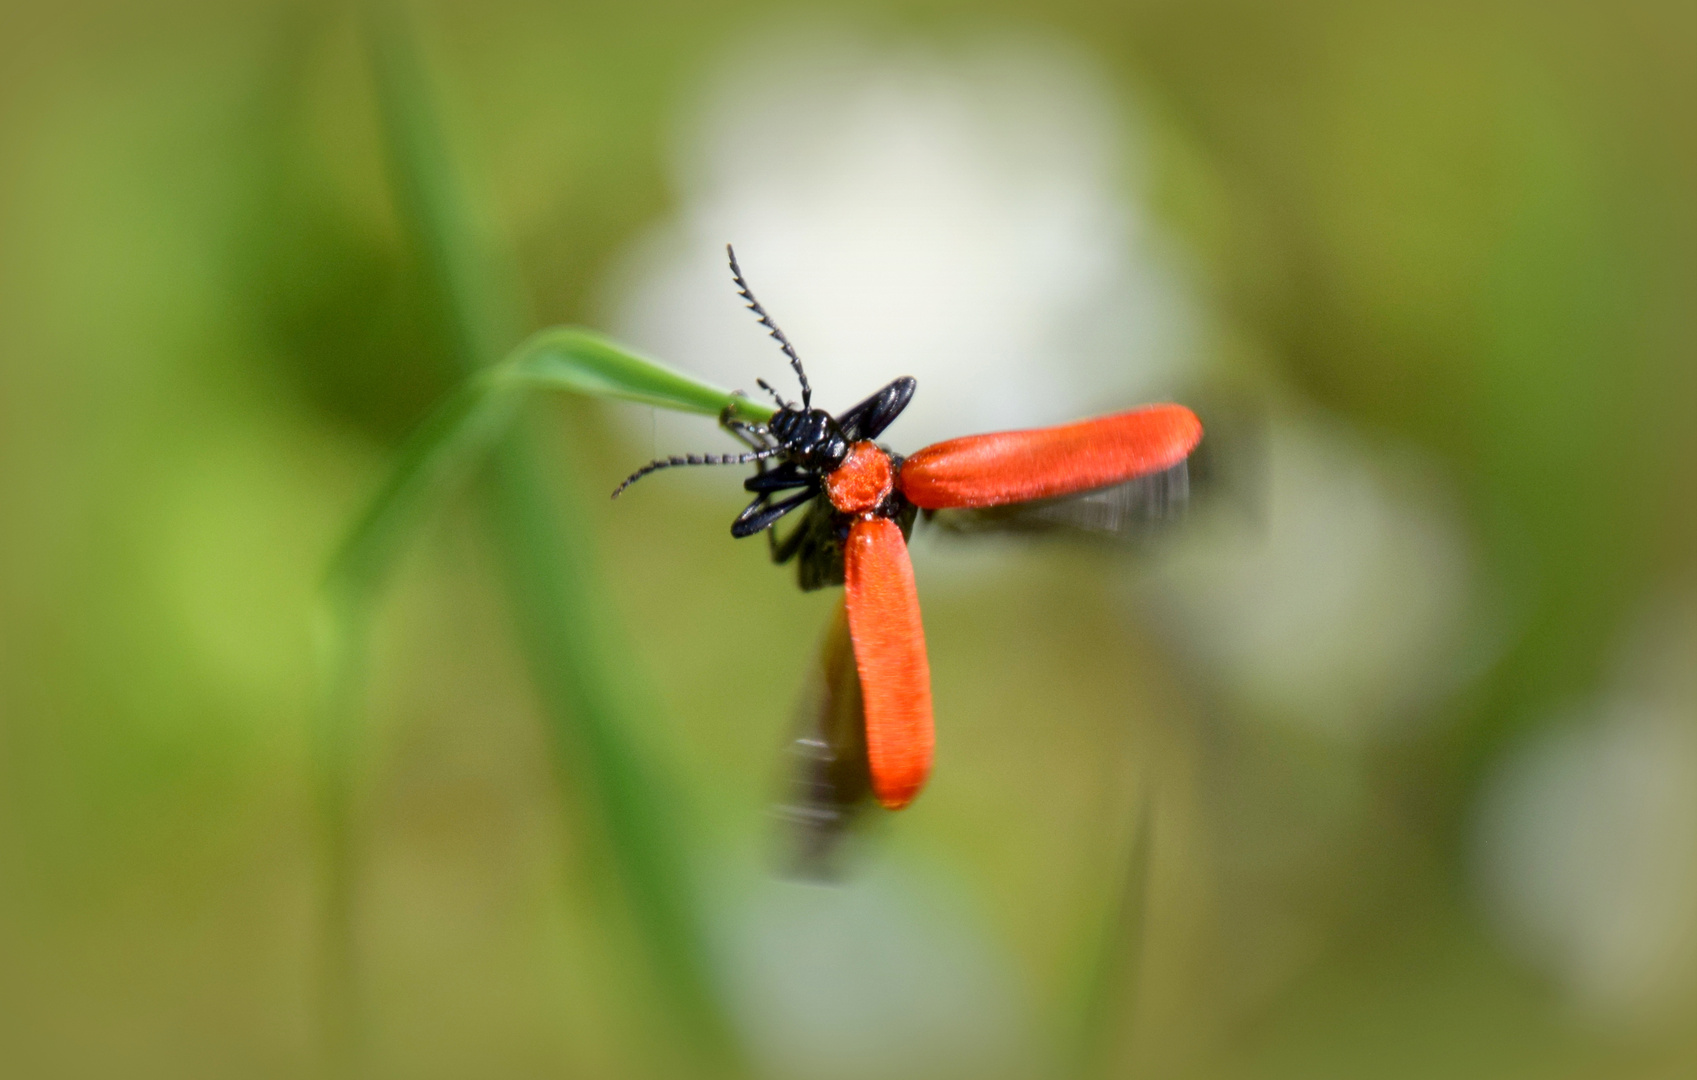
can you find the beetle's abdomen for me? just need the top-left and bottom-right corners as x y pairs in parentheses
(825, 441), (893, 515)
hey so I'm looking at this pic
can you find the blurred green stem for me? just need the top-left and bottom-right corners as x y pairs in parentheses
(1070, 795), (1154, 1079)
(313, 2), (745, 1072)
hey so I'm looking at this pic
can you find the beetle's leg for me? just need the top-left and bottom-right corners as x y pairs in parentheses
(723, 418), (773, 452)
(744, 464), (813, 493)
(732, 487), (817, 539)
(770, 507), (814, 564)
(720, 395), (772, 451)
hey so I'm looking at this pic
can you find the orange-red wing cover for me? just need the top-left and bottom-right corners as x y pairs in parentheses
(898, 404), (1203, 510)
(842, 517), (934, 810)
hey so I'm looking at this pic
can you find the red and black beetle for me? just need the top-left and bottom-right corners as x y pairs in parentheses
(615, 246), (1202, 867)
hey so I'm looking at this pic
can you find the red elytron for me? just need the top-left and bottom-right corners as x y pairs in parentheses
(614, 247), (1202, 864)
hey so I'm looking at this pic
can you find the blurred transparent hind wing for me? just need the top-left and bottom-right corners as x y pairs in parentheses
(922, 460), (1190, 541)
(772, 602), (874, 879)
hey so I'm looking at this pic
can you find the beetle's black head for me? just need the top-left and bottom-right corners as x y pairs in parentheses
(769, 405), (850, 473)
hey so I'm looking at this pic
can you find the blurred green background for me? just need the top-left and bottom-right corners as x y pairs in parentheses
(2, 1), (1694, 1077)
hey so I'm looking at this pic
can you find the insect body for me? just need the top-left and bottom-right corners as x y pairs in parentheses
(614, 247), (1203, 846)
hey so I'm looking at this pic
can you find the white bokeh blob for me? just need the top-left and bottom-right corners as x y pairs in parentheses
(716, 861), (1034, 1080)
(1474, 591), (1697, 1030)
(1142, 408), (1478, 737)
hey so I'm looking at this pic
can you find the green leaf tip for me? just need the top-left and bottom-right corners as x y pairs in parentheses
(508, 327), (777, 422)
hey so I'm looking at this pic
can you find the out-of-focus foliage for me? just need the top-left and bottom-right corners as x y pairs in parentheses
(0, 1), (1693, 1078)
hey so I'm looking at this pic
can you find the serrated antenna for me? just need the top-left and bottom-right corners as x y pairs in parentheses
(727, 244), (810, 408)
(611, 447), (782, 499)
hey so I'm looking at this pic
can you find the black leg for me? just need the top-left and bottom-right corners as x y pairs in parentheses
(770, 517), (804, 564)
(721, 416), (772, 453)
(744, 465), (813, 493)
(732, 488), (817, 539)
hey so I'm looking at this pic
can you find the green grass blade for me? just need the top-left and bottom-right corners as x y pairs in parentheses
(363, 0), (522, 367)
(1070, 795), (1156, 1079)
(480, 436), (733, 1049)
(312, 3), (752, 1073)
